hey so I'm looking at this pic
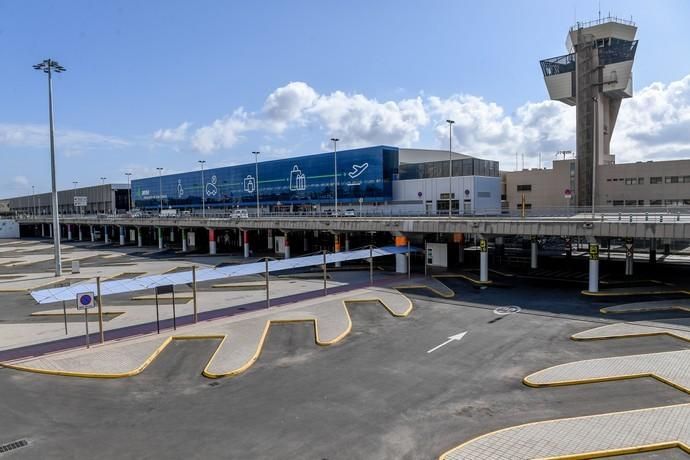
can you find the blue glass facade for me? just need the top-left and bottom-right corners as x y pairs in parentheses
(132, 146), (399, 210)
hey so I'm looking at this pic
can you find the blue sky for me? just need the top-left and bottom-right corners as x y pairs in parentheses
(2, 0), (690, 198)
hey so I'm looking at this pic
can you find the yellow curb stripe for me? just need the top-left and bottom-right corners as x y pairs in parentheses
(572, 331), (690, 343)
(583, 289), (690, 297)
(599, 305), (690, 314)
(3, 291), (412, 380)
(434, 273), (493, 286)
(438, 402), (690, 460)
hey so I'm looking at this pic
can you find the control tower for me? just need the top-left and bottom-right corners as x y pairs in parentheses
(540, 17), (638, 207)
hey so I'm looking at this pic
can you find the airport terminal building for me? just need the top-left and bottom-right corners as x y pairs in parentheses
(131, 146), (501, 215)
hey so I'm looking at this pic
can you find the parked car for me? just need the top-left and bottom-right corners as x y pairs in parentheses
(343, 209), (356, 217)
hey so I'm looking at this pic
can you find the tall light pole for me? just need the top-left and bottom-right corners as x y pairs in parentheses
(31, 186), (36, 216)
(252, 151), (260, 217)
(592, 96), (598, 219)
(198, 160), (206, 217)
(100, 177), (107, 213)
(72, 181), (78, 214)
(446, 119), (455, 217)
(331, 138), (339, 216)
(33, 58), (65, 277)
(124, 172), (132, 211)
(156, 167), (164, 213)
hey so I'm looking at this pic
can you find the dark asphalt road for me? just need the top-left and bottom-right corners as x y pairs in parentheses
(1, 292), (690, 459)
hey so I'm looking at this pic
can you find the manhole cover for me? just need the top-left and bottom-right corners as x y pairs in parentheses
(493, 305), (521, 315)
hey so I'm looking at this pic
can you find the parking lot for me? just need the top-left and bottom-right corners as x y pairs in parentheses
(1, 240), (690, 458)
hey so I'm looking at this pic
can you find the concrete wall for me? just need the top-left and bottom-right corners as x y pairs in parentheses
(503, 158), (690, 209)
(392, 176), (501, 214)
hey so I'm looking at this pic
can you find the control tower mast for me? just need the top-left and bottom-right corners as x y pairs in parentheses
(540, 16), (638, 207)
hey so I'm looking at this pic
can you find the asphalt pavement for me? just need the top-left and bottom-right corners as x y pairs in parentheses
(2, 292), (689, 459)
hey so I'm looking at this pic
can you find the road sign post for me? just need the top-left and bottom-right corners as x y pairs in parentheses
(322, 251), (328, 296)
(192, 266), (198, 323)
(96, 276), (104, 343)
(265, 259), (270, 309)
(76, 292), (96, 349)
(155, 285), (175, 332)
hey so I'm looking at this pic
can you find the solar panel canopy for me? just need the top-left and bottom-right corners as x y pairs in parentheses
(30, 245), (414, 304)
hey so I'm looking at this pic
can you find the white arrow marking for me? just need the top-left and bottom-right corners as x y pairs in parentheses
(426, 331), (467, 354)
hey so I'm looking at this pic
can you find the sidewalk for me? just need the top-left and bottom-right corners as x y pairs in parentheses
(0, 274), (431, 363)
(1, 284), (412, 378)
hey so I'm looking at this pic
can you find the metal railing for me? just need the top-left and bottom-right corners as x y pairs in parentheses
(12, 205), (690, 224)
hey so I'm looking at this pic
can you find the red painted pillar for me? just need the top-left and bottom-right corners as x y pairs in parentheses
(243, 230), (250, 258)
(209, 228), (216, 255)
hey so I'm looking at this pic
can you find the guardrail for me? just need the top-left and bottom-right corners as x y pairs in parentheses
(13, 207), (690, 224)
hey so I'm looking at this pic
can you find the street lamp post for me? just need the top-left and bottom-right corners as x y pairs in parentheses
(33, 58), (66, 277)
(125, 172), (132, 211)
(252, 151), (260, 217)
(100, 177), (107, 214)
(331, 138), (339, 216)
(156, 167), (164, 214)
(31, 186), (36, 216)
(198, 160), (206, 217)
(72, 181), (78, 215)
(446, 119), (455, 218)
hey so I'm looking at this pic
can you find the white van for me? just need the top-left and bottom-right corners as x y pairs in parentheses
(232, 209), (249, 218)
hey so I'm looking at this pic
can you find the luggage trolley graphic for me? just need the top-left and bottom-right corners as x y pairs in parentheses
(289, 165), (306, 191)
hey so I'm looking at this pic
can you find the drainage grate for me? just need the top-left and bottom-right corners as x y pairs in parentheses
(0, 439), (28, 454)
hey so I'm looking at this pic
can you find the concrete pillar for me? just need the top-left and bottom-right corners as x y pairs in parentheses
(284, 232), (290, 259)
(394, 235), (407, 274)
(649, 239), (657, 264)
(41, 224), (45, 238)
(90, 225), (95, 242)
(158, 228), (163, 250)
(334, 233), (341, 267)
(238, 229), (242, 247)
(243, 230), (250, 258)
(182, 229), (187, 252)
(78, 226), (83, 241)
(344, 233), (350, 252)
(104, 225), (109, 244)
(494, 236), (504, 258)
(119, 226), (125, 246)
(303, 234), (309, 252)
(625, 241), (634, 276)
(565, 237), (572, 258)
(530, 238), (538, 269)
(137, 228), (143, 247)
(209, 229), (217, 255)
(588, 242), (600, 293)
(267, 229), (273, 250)
(49, 224), (53, 238)
(664, 240), (671, 256)
(170, 228), (175, 243)
(458, 233), (465, 264)
(67, 225), (72, 241)
(479, 238), (489, 282)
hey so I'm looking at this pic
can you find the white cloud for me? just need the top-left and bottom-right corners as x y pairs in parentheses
(612, 74), (690, 161)
(153, 122), (191, 142)
(0, 123), (129, 153)
(191, 108), (256, 154)
(262, 81), (318, 132)
(308, 92), (428, 148)
(153, 75), (690, 166)
(13, 176), (29, 186)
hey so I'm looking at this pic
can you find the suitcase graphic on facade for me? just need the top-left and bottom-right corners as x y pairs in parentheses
(289, 165), (306, 191)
